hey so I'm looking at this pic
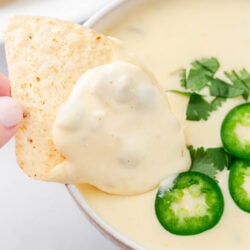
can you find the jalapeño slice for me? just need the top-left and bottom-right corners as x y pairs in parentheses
(155, 172), (224, 236)
(221, 103), (250, 159)
(229, 159), (250, 213)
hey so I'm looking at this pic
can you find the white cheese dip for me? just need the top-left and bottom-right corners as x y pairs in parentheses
(78, 170), (247, 250)
(104, 0), (248, 149)
(52, 61), (190, 195)
(76, 0), (250, 249)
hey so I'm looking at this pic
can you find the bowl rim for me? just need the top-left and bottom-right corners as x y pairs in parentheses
(66, 1), (146, 249)
(66, 185), (144, 250)
(84, 0), (126, 28)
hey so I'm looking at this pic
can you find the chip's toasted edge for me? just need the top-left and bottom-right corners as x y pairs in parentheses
(4, 16), (116, 181)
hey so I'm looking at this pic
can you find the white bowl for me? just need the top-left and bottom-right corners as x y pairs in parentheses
(67, 1), (146, 249)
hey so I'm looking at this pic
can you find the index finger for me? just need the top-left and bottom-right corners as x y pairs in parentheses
(0, 73), (10, 96)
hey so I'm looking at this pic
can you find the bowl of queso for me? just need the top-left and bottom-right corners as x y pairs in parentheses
(66, 0), (250, 249)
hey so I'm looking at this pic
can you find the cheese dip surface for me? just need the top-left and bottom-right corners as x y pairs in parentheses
(75, 0), (250, 249)
(52, 61), (190, 195)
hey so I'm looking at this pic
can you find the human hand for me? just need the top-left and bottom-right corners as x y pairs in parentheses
(0, 73), (23, 147)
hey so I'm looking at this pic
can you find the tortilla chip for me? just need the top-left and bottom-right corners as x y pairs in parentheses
(4, 16), (116, 181)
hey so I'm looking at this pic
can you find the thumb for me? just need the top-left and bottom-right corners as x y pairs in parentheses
(0, 96), (23, 147)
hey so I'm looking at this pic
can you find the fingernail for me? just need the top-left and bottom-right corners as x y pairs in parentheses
(0, 96), (23, 128)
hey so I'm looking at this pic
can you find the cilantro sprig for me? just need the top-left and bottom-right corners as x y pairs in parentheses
(175, 57), (250, 121)
(188, 146), (233, 181)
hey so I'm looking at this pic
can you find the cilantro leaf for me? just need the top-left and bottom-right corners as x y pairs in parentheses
(188, 146), (233, 181)
(239, 69), (250, 90)
(193, 57), (220, 75)
(224, 70), (250, 100)
(208, 77), (245, 98)
(210, 96), (226, 111)
(187, 68), (210, 91)
(186, 58), (219, 91)
(186, 94), (212, 121)
(186, 93), (225, 121)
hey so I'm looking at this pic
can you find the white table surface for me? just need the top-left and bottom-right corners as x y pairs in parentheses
(0, 1), (121, 249)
